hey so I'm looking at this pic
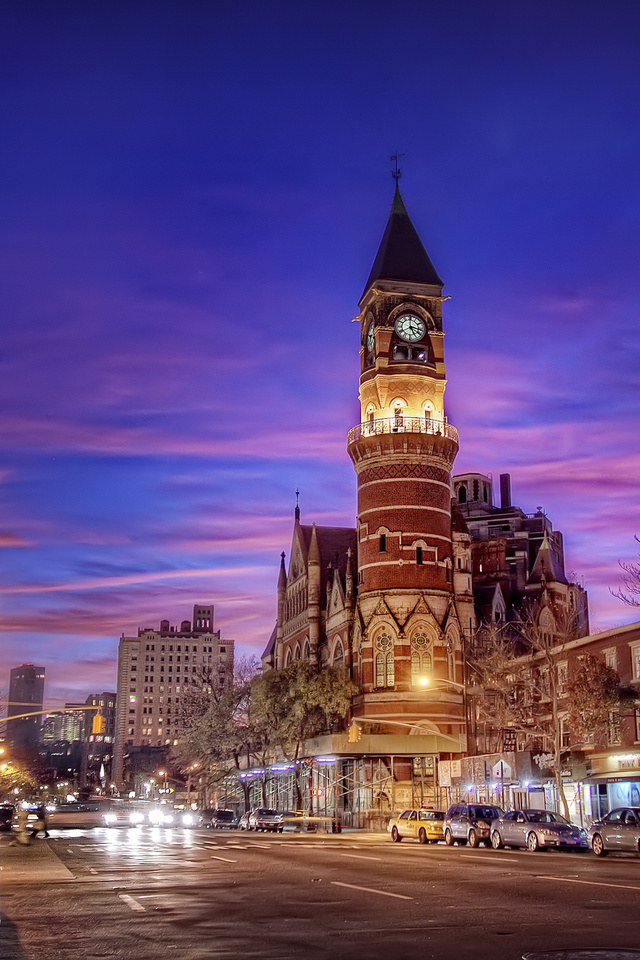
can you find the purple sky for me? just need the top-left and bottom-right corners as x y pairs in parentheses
(1, 1), (640, 708)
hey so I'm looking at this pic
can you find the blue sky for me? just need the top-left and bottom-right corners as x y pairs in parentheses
(1, 0), (639, 705)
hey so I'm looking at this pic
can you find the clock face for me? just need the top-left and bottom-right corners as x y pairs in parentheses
(395, 314), (426, 342)
(366, 322), (375, 352)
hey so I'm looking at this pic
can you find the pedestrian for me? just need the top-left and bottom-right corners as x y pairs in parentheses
(14, 807), (31, 845)
(30, 805), (50, 839)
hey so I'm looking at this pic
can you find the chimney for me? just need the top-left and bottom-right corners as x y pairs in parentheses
(500, 474), (512, 510)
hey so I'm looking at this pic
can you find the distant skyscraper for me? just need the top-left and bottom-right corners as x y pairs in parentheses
(7, 663), (45, 751)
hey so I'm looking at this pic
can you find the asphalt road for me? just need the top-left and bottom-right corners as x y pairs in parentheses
(2, 826), (640, 960)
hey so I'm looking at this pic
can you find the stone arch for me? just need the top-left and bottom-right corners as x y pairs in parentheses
(294, 642), (302, 661)
(302, 638), (310, 660)
(284, 647), (293, 667)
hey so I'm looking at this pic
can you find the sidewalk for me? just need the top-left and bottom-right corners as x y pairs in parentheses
(0, 838), (74, 885)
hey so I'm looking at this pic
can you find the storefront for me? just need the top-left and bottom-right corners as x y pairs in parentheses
(582, 751), (640, 820)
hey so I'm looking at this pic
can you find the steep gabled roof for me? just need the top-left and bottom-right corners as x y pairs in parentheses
(528, 531), (567, 585)
(261, 623), (277, 661)
(298, 523), (357, 599)
(362, 184), (443, 298)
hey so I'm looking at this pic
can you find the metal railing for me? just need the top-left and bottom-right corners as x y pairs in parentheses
(347, 417), (458, 445)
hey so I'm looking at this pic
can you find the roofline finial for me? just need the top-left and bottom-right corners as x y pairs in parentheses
(390, 151), (404, 183)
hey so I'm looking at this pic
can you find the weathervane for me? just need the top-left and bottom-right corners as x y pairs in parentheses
(390, 152), (404, 182)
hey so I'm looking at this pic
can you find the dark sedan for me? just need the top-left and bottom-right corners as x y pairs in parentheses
(491, 808), (588, 851)
(588, 806), (640, 856)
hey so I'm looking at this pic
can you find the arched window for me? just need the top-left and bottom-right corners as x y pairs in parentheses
(333, 639), (344, 666)
(458, 485), (467, 504)
(285, 648), (292, 667)
(411, 634), (432, 686)
(375, 632), (394, 688)
(302, 639), (310, 660)
(294, 643), (301, 661)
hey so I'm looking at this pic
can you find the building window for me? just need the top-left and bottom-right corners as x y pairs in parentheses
(458, 485), (467, 504)
(630, 642), (640, 681)
(416, 546), (423, 565)
(375, 633), (394, 688)
(380, 534), (386, 552)
(607, 711), (622, 745)
(603, 647), (617, 671)
(411, 648), (432, 686)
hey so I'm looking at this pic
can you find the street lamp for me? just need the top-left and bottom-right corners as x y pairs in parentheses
(417, 676), (465, 691)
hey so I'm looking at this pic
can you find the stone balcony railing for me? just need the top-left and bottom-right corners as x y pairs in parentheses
(347, 417), (458, 446)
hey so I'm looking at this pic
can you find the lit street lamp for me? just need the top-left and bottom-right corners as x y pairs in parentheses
(417, 676), (465, 691)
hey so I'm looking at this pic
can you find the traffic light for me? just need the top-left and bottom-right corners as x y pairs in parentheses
(347, 720), (362, 743)
(92, 711), (106, 735)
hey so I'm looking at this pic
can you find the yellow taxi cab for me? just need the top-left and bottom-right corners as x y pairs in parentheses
(388, 807), (446, 844)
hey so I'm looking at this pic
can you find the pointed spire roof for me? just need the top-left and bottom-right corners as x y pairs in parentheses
(362, 184), (443, 298)
(528, 530), (567, 586)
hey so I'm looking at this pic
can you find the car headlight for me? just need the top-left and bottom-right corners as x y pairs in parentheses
(130, 812), (144, 824)
(182, 814), (194, 826)
(103, 813), (117, 824)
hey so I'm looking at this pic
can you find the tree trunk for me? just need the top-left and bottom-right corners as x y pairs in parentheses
(551, 684), (571, 820)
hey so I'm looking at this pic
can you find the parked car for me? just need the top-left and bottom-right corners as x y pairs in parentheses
(247, 808), (284, 832)
(0, 804), (16, 831)
(490, 809), (587, 851)
(588, 806), (640, 857)
(388, 808), (445, 844)
(206, 809), (239, 830)
(443, 803), (504, 847)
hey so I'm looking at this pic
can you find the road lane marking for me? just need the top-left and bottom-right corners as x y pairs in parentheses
(119, 893), (146, 913)
(537, 875), (640, 893)
(461, 855), (515, 863)
(211, 855), (237, 863)
(88, 867), (97, 874)
(331, 881), (413, 901)
(340, 853), (383, 862)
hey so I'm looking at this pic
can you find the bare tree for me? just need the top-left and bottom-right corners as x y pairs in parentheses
(611, 535), (640, 607)
(469, 612), (578, 819)
(172, 656), (262, 809)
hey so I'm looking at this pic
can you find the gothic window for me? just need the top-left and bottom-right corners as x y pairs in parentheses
(375, 633), (394, 688)
(458, 485), (467, 504)
(285, 648), (292, 667)
(303, 639), (310, 660)
(411, 634), (431, 686)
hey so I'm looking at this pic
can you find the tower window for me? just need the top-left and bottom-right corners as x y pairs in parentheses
(458, 486), (467, 504)
(416, 546), (423, 565)
(375, 652), (395, 688)
(379, 534), (386, 552)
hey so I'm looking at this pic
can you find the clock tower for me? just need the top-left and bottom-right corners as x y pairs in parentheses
(347, 184), (473, 739)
